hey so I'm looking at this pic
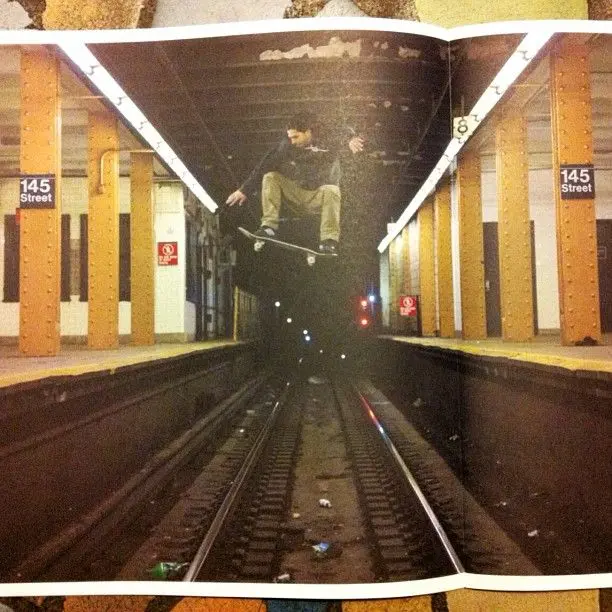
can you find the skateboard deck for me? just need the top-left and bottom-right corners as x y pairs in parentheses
(238, 227), (337, 266)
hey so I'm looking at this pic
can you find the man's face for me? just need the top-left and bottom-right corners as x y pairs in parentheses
(287, 128), (312, 147)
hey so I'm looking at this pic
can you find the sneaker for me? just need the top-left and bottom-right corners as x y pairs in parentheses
(254, 226), (276, 239)
(319, 239), (338, 254)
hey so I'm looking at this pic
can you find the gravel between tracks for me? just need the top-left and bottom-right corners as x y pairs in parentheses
(278, 381), (375, 583)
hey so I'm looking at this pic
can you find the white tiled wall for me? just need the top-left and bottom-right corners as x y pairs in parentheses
(0, 177), (189, 341)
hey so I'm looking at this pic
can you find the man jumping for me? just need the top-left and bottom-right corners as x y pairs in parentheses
(226, 113), (364, 254)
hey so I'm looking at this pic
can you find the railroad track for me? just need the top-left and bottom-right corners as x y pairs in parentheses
(127, 376), (466, 583)
(7, 373), (536, 583)
(3, 374), (276, 582)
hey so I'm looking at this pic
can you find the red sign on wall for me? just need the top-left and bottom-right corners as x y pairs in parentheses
(399, 295), (418, 317)
(158, 241), (178, 266)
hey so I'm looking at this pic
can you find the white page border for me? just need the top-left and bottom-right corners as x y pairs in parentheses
(0, 17), (611, 47)
(0, 574), (465, 598)
(0, 15), (610, 599)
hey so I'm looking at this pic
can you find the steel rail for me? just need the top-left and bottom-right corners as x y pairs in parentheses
(4, 374), (266, 582)
(183, 382), (292, 581)
(356, 389), (466, 574)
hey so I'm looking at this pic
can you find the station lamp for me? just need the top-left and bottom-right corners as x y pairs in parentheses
(377, 29), (553, 253)
(58, 43), (218, 213)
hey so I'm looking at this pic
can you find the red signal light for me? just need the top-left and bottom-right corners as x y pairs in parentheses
(360, 317), (369, 327)
(360, 299), (368, 308)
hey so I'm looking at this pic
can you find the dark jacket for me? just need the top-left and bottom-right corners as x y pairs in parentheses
(240, 127), (354, 195)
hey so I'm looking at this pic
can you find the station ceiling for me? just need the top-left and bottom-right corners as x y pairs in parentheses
(88, 30), (452, 219)
(84, 32), (611, 218)
(0, 47), (168, 178)
(0, 33), (609, 225)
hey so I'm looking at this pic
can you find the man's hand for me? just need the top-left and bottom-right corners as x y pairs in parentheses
(348, 136), (365, 154)
(226, 189), (247, 206)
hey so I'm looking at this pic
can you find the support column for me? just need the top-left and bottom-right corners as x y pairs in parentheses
(435, 182), (455, 338)
(457, 150), (487, 340)
(379, 251), (390, 329)
(401, 226), (411, 294)
(19, 49), (62, 356)
(550, 36), (601, 345)
(130, 152), (155, 345)
(388, 234), (400, 331)
(496, 112), (534, 341)
(87, 112), (119, 349)
(418, 197), (436, 336)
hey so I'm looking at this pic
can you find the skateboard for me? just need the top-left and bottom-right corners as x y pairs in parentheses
(238, 227), (337, 266)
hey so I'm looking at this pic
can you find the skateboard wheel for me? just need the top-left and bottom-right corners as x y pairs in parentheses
(307, 254), (316, 266)
(254, 240), (265, 252)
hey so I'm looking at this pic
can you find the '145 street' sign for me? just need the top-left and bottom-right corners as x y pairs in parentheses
(559, 164), (595, 199)
(19, 175), (55, 208)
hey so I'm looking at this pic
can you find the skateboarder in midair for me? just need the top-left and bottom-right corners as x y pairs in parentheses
(226, 113), (364, 254)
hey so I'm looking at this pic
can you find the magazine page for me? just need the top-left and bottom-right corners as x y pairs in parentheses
(0, 6), (610, 612)
(449, 26), (611, 586)
(0, 17), (468, 598)
(376, 21), (612, 592)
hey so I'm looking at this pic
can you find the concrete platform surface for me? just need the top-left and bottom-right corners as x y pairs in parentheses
(0, 340), (241, 389)
(1, 332), (610, 391)
(384, 334), (612, 373)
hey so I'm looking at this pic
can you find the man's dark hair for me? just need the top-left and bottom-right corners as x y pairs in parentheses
(286, 112), (318, 133)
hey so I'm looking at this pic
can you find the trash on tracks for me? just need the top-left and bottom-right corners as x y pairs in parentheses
(148, 561), (188, 579)
(274, 572), (294, 583)
(318, 498), (332, 508)
(312, 541), (343, 559)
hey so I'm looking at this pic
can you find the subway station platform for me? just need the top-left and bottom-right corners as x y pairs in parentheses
(383, 333), (612, 375)
(1, 332), (609, 394)
(0, 340), (245, 390)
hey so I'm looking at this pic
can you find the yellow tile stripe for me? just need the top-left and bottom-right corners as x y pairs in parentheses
(384, 335), (612, 373)
(0, 340), (242, 389)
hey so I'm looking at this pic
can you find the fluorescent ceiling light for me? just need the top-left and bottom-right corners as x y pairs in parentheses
(59, 42), (218, 213)
(378, 29), (553, 253)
